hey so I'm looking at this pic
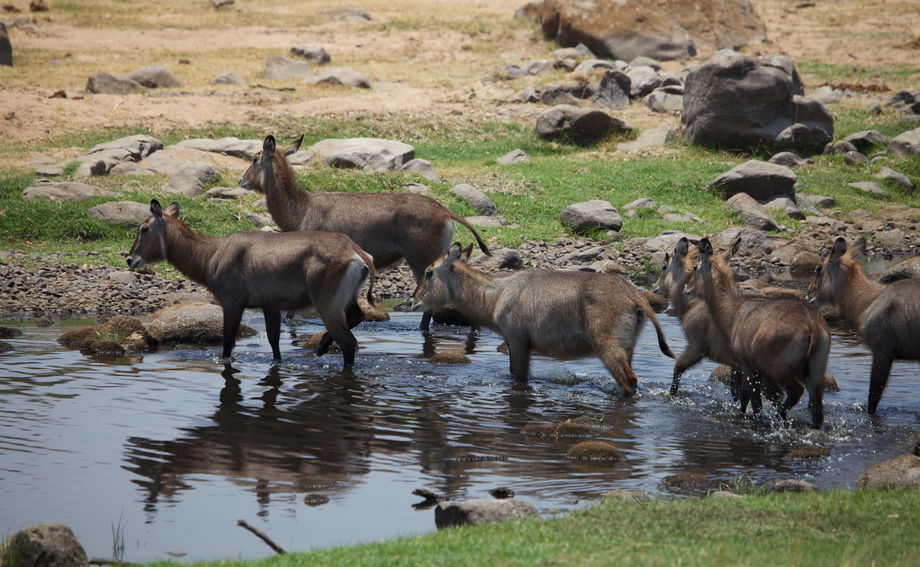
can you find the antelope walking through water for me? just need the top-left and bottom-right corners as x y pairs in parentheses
(653, 237), (741, 396)
(239, 135), (490, 330)
(126, 199), (376, 367)
(807, 237), (920, 414)
(695, 238), (831, 428)
(412, 242), (674, 395)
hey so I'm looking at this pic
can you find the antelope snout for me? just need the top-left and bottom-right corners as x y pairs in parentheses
(126, 255), (146, 271)
(238, 176), (249, 189)
(409, 299), (425, 312)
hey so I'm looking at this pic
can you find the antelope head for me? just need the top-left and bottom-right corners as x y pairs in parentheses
(806, 237), (865, 306)
(653, 237), (691, 297)
(238, 134), (303, 192)
(411, 242), (473, 312)
(127, 199), (179, 270)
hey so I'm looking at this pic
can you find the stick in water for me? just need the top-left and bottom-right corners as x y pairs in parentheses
(237, 519), (287, 555)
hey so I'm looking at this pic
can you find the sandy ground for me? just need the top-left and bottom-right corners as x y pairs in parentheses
(0, 0), (918, 154)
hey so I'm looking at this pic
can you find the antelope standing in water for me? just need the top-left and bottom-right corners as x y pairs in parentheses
(807, 237), (920, 413)
(240, 135), (490, 330)
(126, 199), (376, 367)
(695, 238), (830, 428)
(413, 243), (674, 395)
(653, 237), (741, 396)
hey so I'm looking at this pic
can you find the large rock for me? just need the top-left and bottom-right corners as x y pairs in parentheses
(1, 22), (13, 66)
(87, 134), (163, 160)
(264, 56), (313, 80)
(450, 184), (496, 215)
(535, 104), (632, 144)
(1, 523), (88, 567)
(21, 181), (115, 202)
(435, 499), (538, 528)
(169, 137), (262, 161)
(86, 72), (141, 94)
(291, 45), (330, 64)
(143, 302), (256, 344)
(124, 65), (183, 88)
(304, 66), (371, 88)
(539, 0), (766, 61)
(726, 193), (779, 231)
(617, 125), (675, 152)
(707, 160), (796, 200)
(682, 50), (833, 155)
(888, 127), (920, 157)
(857, 452), (920, 489)
(87, 200), (152, 227)
(876, 166), (915, 191)
(308, 138), (415, 171)
(560, 199), (622, 233)
(644, 86), (683, 114)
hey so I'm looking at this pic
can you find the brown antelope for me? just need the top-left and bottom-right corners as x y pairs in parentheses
(412, 242), (675, 394)
(126, 199), (376, 367)
(695, 238), (831, 428)
(653, 237), (741, 396)
(239, 135), (490, 330)
(807, 237), (920, 413)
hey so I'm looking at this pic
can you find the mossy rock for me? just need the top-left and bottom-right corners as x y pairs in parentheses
(566, 440), (625, 461)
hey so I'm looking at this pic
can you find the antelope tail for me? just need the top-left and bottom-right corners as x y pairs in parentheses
(450, 213), (491, 256)
(639, 299), (675, 359)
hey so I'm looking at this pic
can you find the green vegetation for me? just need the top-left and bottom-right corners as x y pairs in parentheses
(2, 110), (918, 270)
(141, 489), (919, 567)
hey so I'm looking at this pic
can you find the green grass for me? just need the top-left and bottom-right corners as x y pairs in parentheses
(141, 489), (920, 567)
(2, 114), (917, 271)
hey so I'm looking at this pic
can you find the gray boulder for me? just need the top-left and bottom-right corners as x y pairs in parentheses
(876, 166), (915, 191)
(888, 127), (920, 157)
(291, 45), (330, 64)
(2, 523), (88, 567)
(763, 195), (805, 220)
(264, 56), (313, 80)
(173, 162), (219, 184)
(707, 160), (796, 200)
(797, 192), (834, 209)
(124, 65), (183, 88)
(711, 226), (774, 256)
(86, 72), (141, 94)
(593, 70), (632, 109)
(625, 65), (662, 98)
(842, 130), (889, 153)
(162, 175), (205, 197)
(435, 498), (538, 528)
(21, 181), (114, 202)
(644, 86), (683, 114)
(726, 193), (779, 231)
(843, 151), (868, 165)
(617, 125), (675, 152)
(682, 50), (833, 155)
(450, 184), (496, 215)
(304, 66), (372, 89)
(206, 186), (256, 199)
(848, 181), (888, 196)
(769, 151), (807, 167)
(560, 199), (622, 233)
(535, 104), (632, 144)
(169, 137), (262, 161)
(88, 134), (163, 160)
(772, 479), (818, 493)
(87, 201), (152, 227)
(496, 149), (530, 165)
(573, 58), (619, 75)
(0, 22), (11, 66)
(212, 72), (246, 85)
(399, 158), (440, 182)
(308, 138), (415, 171)
(144, 302), (256, 344)
(857, 452), (920, 489)
(539, 0), (766, 61)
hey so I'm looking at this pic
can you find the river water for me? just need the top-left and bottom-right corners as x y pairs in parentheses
(1, 311), (917, 562)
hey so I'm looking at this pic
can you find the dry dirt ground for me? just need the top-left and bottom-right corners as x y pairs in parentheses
(0, 0), (919, 162)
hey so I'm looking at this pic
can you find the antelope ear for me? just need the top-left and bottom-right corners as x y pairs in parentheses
(848, 237), (867, 259)
(445, 242), (464, 264)
(831, 237), (848, 259)
(698, 238), (713, 257)
(675, 237), (689, 259)
(459, 243), (475, 261)
(663, 252), (670, 266)
(726, 236), (742, 261)
(164, 201), (181, 218)
(263, 135), (276, 155)
(284, 134), (304, 155)
(150, 199), (163, 217)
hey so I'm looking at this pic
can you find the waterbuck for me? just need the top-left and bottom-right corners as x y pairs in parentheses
(239, 135), (490, 330)
(412, 242), (675, 395)
(126, 199), (375, 367)
(807, 237), (920, 413)
(695, 238), (830, 428)
(653, 237), (740, 396)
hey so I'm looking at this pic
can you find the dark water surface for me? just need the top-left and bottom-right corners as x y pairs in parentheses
(1, 312), (917, 562)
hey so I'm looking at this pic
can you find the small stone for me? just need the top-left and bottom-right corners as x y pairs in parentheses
(772, 479), (818, 492)
(848, 181), (888, 196)
(496, 149), (530, 165)
(566, 440), (625, 461)
(428, 351), (470, 364)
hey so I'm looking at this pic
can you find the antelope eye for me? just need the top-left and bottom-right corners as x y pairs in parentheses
(424, 269), (433, 279)
(140, 226), (149, 234)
